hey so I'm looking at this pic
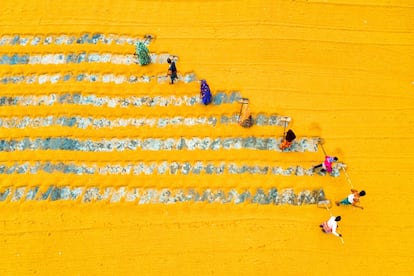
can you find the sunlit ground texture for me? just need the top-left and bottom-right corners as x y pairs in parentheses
(0, 0), (413, 275)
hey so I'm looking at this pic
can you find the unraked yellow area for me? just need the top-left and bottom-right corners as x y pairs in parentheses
(0, 0), (413, 274)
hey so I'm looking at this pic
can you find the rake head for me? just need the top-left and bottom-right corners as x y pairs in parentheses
(237, 97), (249, 104)
(317, 200), (332, 209)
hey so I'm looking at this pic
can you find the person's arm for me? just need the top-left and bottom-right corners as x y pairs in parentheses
(351, 189), (358, 193)
(352, 201), (364, 209)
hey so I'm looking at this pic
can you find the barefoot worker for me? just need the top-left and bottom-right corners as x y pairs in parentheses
(313, 156), (338, 174)
(200, 80), (212, 105)
(279, 129), (296, 150)
(135, 41), (151, 65)
(320, 216), (343, 238)
(336, 189), (366, 210)
(167, 58), (178, 84)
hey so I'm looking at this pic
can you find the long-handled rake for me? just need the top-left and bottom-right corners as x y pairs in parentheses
(318, 138), (327, 156)
(342, 167), (355, 188)
(279, 116), (290, 137)
(318, 199), (345, 244)
(238, 97), (249, 120)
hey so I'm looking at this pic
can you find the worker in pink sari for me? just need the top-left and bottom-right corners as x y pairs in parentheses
(313, 156), (338, 173)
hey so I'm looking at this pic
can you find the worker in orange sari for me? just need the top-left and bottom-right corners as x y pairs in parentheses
(280, 129), (296, 150)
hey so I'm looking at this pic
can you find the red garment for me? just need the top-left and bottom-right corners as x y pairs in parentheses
(279, 140), (292, 150)
(323, 156), (335, 173)
(322, 221), (332, 233)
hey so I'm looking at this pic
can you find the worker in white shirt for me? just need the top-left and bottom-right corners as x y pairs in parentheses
(336, 189), (366, 209)
(320, 216), (342, 237)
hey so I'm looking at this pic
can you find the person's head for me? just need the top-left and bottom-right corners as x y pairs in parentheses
(359, 190), (366, 197)
(167, 58), (172, 64)
(333, 157), (338, 162)
(335, 216), (341, 222)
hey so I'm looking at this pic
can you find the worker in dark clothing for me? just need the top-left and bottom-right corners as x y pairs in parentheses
(167, 58), (177, 84)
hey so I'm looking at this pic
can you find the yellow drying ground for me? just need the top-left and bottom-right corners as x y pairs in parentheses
(0, 0), (413, 275)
